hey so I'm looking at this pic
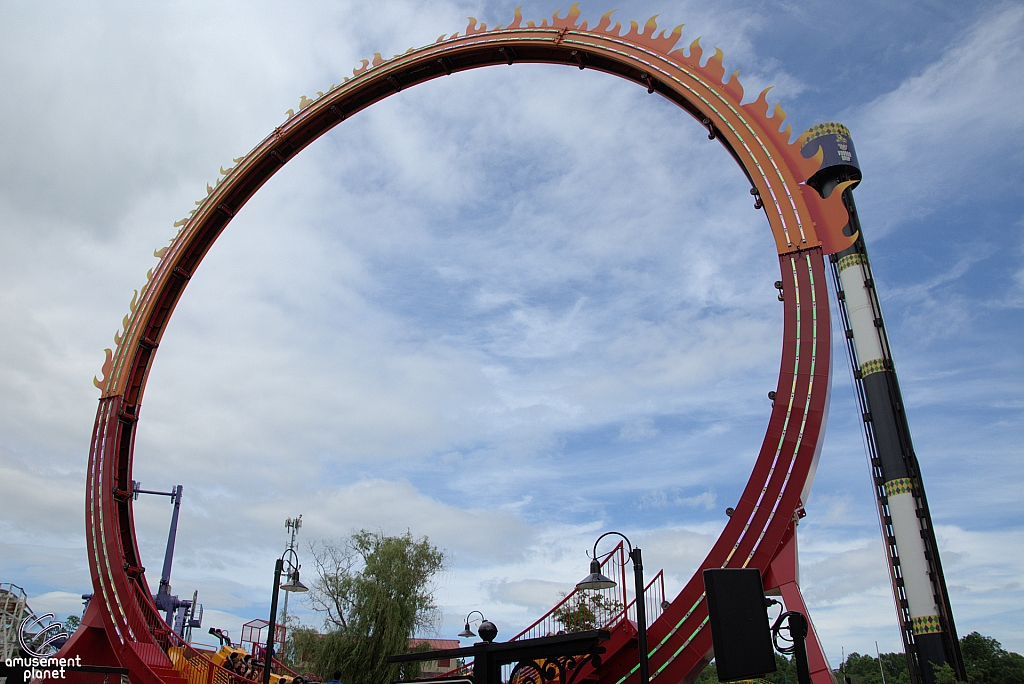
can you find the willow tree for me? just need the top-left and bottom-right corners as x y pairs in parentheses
(306, 530), (446, 684)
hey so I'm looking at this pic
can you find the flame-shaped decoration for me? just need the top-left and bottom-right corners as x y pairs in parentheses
(506, 7), (524, 29)
(540, 3), (581, 28)
(93, 348), (113, 390)
(84, 18), (854, 684)
(744, 87), (823, 181)
(100, 6), (847, 396)
(801, 180), (858, 254)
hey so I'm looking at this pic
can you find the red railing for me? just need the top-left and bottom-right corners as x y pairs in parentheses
(509, 542), (627, 643)
(439, 543), (670, 680)
(627, 569), (666, 630)
(130, 582), (297, 684)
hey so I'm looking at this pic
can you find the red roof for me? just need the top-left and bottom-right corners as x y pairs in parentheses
(409, 638), (461, 650)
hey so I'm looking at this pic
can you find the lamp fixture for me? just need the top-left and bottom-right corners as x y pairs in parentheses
(460, 610), (496, 641)
(578, 531), (651, 684)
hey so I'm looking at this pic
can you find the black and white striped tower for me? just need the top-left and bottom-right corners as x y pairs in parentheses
(800, 123), (966, 684)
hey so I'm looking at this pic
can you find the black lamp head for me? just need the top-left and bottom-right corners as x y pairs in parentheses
(576, 558), (617, 590)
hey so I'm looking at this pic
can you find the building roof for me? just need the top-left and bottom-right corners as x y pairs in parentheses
(409, 638), (461, 650)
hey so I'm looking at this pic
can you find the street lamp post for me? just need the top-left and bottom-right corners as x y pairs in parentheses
(577, 532), (649, 684)
(280, 516), (303, 633)
(263, 547), (308, 684)
(458, 610), (497, 642)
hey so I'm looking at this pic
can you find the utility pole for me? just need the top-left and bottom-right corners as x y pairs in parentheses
(280, 516), (302, 638)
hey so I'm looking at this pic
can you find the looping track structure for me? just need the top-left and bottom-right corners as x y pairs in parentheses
(65, 5), (869, 683)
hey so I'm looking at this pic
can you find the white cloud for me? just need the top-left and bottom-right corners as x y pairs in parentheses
(486, 579), (574, 611)
(0, 0), (1020, 663)
(850, 2), (1024, 234)
(24, 591), (89, 623)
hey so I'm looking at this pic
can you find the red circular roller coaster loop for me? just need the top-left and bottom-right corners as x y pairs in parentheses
(64, 6), (858, 683)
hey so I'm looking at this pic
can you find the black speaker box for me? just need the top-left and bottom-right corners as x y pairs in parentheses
(703, 568), (776, 681)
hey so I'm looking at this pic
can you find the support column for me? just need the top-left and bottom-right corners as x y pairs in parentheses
(764, 522), (836, 684)
(800, 123), (965, 684)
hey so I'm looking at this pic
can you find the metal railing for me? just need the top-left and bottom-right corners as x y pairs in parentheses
(440, 544), (673, 681)
(628, 570), (667, 630)
(130, 583), (271, 684)
(509, 542), (627, 643)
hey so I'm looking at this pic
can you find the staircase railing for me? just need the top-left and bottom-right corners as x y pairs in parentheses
(131, 582), (293, 684)
(440, 543), (666, 680)
(508, 541), (628, 642)
(628, 569), (667, 630)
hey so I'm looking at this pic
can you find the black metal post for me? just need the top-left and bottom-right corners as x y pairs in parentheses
(789, 612), (810, 684)
(264, 558), (283, 684)
(630, 547), (650, 684)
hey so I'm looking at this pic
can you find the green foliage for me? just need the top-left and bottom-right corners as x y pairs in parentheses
(63, 614), (80, 632)
(955, 632), (1024, 684)
(302, 530), (446, 684)
(836, 651), (910, 684)
(285, 624), (323, 673)
(552, 592), (623, 632)
(833, 632), (1024, 684)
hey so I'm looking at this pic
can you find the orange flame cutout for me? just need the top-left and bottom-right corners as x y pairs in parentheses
(723, 70), (744, 103)
(801, 181), (858, 254)
(330, 4), (826, 195)
(703, 47), (726, 83)
(616, 15), (682, 53)
(594, 9), (616, 32)
(742, 87), (822, 181)
(507, 7), (524, 29)
(771, 102), (790, 135)
(93, 348), (113, 391)
(544, 3), (582, 29)
(669, 37), (703, 68)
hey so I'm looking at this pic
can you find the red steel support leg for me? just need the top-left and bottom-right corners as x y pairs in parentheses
(59, 599), (123, 677)
(764, 523), (836, 684)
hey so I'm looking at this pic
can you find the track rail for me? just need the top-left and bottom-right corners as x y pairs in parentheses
(64, 7), (855, 683)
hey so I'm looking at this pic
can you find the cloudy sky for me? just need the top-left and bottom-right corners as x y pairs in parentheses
(1, 0), (1022, 666)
